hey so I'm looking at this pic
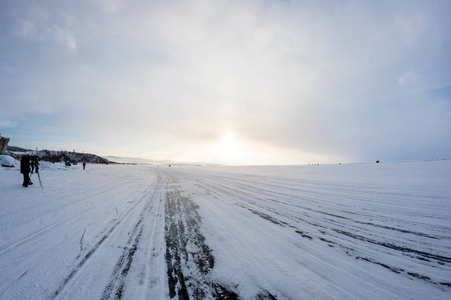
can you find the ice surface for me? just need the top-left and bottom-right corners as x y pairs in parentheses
(1, 160), (450, 299)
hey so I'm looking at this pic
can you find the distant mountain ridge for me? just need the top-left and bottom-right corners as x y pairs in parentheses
(6, 147), (217, 166)
(6, 146), (30, 152)
(7, 148), (111, 164)
(104, 155), (219, 166)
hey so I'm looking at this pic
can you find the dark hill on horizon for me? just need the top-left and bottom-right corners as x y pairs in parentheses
(6, 148), (112, 165)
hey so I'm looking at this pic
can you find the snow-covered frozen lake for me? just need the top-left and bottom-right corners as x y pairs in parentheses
(1, 160), (450, 299)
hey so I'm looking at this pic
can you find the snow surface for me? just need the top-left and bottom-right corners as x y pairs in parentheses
(1, 160), (450, 299)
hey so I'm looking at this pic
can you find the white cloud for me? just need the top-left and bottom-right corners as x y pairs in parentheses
(398, 70), (420, 86)
(13, 7), (48, 39)
(0, 120), (16, 127)
(12, 7), (77, 52)
(51, 25), (77, 52)
(15, 19), (36, 36)
(87, 0), (123, 13)
(395, 13), (427, 45)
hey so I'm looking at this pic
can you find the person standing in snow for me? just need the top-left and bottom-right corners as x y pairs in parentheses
(20, 154), (33, 187)
(83, 161), (86, 170)
(35, 158), (39, 174)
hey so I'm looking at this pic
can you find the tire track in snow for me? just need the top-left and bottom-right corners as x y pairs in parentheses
(0, 207), (92, 256)
(101, 176), (164, 299)
(0, 178), (141, 262)
(232, 188), (451, 288)
(178, 169), (451, 292)
(332, 228), (451, 264)
(0, 178), (136, 232)
(191, 171), (447, 240)
(53, 183), (156, 298)
(78, 228), (88, 256)
(163, 173), (238, 299)
(101, 220), (144, 299)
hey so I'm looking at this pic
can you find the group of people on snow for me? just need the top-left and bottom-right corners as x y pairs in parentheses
(20, 154), (88, 187)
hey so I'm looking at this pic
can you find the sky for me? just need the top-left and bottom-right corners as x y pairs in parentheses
(1, 0), (451, 165)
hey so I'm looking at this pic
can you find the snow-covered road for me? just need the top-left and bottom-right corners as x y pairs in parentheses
(1, 160), (450, 299)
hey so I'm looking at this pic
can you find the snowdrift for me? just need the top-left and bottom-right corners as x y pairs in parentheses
(0, 155), (18, 167)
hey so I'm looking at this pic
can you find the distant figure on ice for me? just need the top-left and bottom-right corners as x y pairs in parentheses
(20, 154), (33, 187)
(35, 158), (39, 173)
(31, 158), (40, 173)
(83, 161), (86, 170)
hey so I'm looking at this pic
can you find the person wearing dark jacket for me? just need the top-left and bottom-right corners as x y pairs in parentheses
(20, 154), (33, 187)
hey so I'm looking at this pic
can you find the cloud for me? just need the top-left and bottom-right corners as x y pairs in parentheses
(15, 19), (36, 36)
(394, 13), (427, 45)
(1, 0), (451, 164)
(51, 24), (77, 52)
(10, 6), (77, 51)
(87, 0), (124, 13)
(0, 120), (16, 127)
(398, 70), (420, 86)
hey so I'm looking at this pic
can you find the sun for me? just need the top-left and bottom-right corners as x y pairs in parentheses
(217, 132), (239, 160)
